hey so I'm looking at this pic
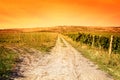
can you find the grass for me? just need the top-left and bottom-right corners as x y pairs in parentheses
(0, 32), (58, 79)
(0, 46), (18, 79)
(63, 35), (120, 80)
(18, 32), (58, 52)
(0, 32), (58, 52)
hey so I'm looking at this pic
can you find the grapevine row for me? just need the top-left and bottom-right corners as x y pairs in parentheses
(66, 33), (120, 54)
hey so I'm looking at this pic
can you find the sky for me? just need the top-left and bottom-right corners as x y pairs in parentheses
(0, 0), (120, 29)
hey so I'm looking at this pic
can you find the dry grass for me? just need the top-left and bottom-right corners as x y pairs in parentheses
(0, 32), (58, 52)
(0, 32), (58, 79)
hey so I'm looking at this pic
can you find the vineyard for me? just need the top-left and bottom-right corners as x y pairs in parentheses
(64, 32), (120, 80)
(66, 32), (120, 54)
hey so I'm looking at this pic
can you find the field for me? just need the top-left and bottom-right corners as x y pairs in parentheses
(0, 32), (58, 79)
(0, 26), (120, 80)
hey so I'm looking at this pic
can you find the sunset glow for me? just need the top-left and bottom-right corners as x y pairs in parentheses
(0, 0), (120, 29)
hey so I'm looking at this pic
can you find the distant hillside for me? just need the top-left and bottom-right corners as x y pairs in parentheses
(59, 26), (120, 33)
(0, 26), (120, 33)
(0, 29), (21, 33)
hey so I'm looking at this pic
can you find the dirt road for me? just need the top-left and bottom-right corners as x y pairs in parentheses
(14, 36), (113, 80)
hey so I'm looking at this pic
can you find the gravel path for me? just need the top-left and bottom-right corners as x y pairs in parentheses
(14, 36), (113, 80)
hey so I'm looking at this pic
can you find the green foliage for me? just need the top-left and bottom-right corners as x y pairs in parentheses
(67, 33), (93, 46)
(112, 37), (120, 53)
(66, 32), (120, 53)
(0, 46), (18, 79)
(99, 36), (110, 50)
(94, 35), (100, 47)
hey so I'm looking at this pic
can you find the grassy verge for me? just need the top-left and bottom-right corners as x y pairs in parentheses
(63, 35), (120, 80)
(0, 46), (18, 79)
(0, 32), (58, 79)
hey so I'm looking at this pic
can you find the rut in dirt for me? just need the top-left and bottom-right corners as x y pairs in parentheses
(14, 36), (113, 80)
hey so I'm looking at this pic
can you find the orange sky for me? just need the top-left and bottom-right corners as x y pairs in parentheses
(0, 0), (120, 29)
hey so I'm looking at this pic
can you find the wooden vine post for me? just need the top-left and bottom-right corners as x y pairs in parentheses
(92, 35), (95, 48)
(99, 35), (101, 49)
(109, 35), (113, 57)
